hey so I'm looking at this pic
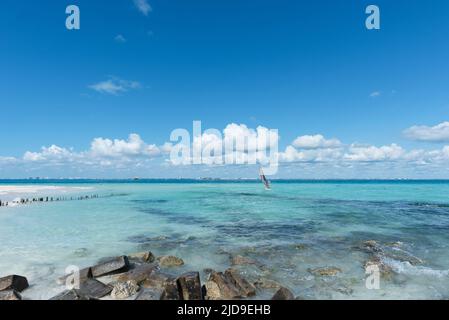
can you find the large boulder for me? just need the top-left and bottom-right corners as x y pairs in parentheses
(253, 278), (282, 289)
(91, 256), (130, 277)
(115, 263), (157, 284)
(160, 281), (180, 300)
(128, 251), (156, 263)
(157, 256), (184, 267)
(135, 288), (163, 300)
(204, 271), (247, 300)
(50, 289), (88, 300)
(0, 290), (22, 300)
(177, 272), (202, 300)
(111, 280), (140, 299)
(142, 271), (175, 289)
(224, 269), (256, 297)
(57, 267), (92, 286)
(271, 287), (294, 300)
(76, 279), (112, 299)
(0, 275), (29, 292)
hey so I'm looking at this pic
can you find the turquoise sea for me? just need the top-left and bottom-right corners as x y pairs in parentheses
(1, 180), (449, 300)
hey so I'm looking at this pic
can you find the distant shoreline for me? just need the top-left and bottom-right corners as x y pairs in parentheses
(1, 179), (449, 184)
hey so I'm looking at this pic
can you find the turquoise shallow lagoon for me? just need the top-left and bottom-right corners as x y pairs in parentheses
(1, 180), (449, 300)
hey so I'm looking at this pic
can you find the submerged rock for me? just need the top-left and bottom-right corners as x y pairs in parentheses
(0, 290), (22, 300)
(253, 278), (282, 289)
(361, 240), (383, 253)
(271, 287), (294, 300)
(0, 275), (29, 292)
(111, 280), (140, 299)
(128, 251), (156, 263)
(293, 244), (308, 250)
(177, 272), (203, 300)
(308, 267), (342, 277)
(384, 249), (424, 266)
(91, 256), (130, 277)
(157, 255), (184, 267)
(364, 257), (394, 279)
(230, 255), (260, 267)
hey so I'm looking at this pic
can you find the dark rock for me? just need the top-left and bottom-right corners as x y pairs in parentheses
(115, 263), (157, 284)
(91, 256), (130, 277)
(224, 268), (256, 297)
(135, 288), (163, 300)
(76, 279), (112, 299)
(204, 272), (241, 300)
(111, 280), (140, 299)
(142, 272), (175, 289)
(271, 287), (295, 300)
(128, 251), (156, 263)
(160, 281), (180, 300)
(0, 275), (29, 292)
(177, 272), (202, 300)
(364, 257), (394, 279)
(203, 268), (215, 276)
(57, 267), (92, 285)
(50, 289), (88, 300)
(253, 278), (282, 289)
(0, 290), (22, 300)
(157, 255), (184, 267)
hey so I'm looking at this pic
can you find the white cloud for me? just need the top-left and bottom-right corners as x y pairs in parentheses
(292, 134), (341, 149)
(404, 121), (449, 142)
(90, 134), (160, 158)
(89, 77), (141, 95)
(23, 145), (75, 162)
(343, 144), (405, 162)
(3, 123), (449, 178)
(114, 34), (127, 43)
(133, 0), (152, 16)
(280, 146), (342, 162)
(370, 91), (381, 98)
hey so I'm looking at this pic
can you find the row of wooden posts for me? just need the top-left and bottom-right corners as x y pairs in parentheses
(0, 194), (103, 207)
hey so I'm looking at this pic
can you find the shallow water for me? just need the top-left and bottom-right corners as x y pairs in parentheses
(1, 181), (449, 300)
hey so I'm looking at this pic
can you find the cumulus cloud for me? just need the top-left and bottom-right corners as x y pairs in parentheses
(404, 122), (449, 142)
(2, 123), (449, 178)
(292, 134), (342, 149)
(89, 77), (141, 95)
(343, 144), (405, 162)
(370, 91), (381, 98)
(133, 0), (152, 16)
(23, 145), (75, 162)
(91, 134), (160, 158)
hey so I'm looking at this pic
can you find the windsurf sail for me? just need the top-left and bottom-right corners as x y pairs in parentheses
(259, 167), (271, 190)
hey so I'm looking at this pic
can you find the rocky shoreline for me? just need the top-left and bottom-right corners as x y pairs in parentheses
(0, 250), (296, 301)
(0, 239), (428, 301)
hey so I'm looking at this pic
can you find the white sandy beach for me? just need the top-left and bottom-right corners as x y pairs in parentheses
(0, 185), (93, 203)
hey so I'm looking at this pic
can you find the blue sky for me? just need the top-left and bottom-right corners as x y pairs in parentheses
(0, 0), (449, 178)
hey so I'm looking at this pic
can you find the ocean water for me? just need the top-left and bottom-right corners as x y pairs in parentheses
(1, 180), (449, 300)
